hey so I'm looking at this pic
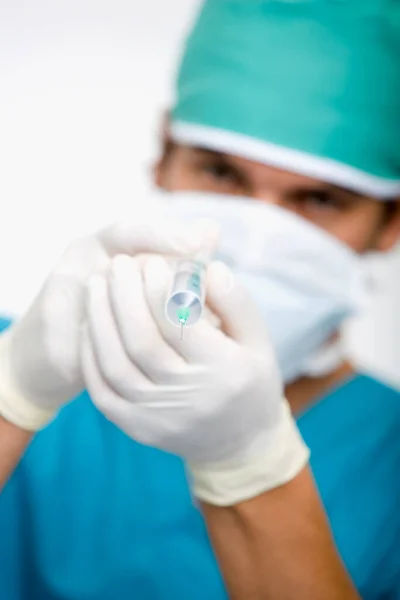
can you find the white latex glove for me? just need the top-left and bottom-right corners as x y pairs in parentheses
(0, 217), (212, 431)
(82, 254), (309, 506)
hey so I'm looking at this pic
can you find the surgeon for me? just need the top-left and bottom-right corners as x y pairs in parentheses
(1, 0), (400, 598)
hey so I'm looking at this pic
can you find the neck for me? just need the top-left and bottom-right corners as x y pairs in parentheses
(285, 361), (355, 417)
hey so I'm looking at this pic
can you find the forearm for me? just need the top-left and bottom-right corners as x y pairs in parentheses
(0, 415), (32, 489)
(202, 466), (360, 600)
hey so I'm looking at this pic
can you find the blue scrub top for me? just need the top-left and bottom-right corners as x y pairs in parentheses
(0, 317), (399, 600)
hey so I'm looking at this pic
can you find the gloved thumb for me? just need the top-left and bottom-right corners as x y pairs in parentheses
(97, 217), (219, 259)
(205, 261), (269, 348)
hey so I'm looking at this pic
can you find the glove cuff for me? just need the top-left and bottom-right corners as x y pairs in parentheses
(189, 399), (310, 506)
(0, 330), (56, 431)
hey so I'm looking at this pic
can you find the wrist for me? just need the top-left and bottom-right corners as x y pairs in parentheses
(0, 415), (33, 489)
(0, 330), (55, 431)
(189, 398), (310, 506)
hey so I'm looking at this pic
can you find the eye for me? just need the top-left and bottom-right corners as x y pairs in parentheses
(200, 160), (242, 185)
(301, 190), (344, 211)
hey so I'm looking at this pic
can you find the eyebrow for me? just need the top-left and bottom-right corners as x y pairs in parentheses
(191, 147), (230, 161)
(324, 184), (364, 200)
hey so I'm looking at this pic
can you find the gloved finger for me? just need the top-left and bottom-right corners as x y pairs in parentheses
(86, 274), (154, 400)
(97, 217), (219, 260)
(205, 261), (270, 350)
(107, 255), (203, 384)
(81, 327), (156, 446)
(202, 304), (222, 330)
(82, 328), (199, 448)
(143, 255), (239, 365)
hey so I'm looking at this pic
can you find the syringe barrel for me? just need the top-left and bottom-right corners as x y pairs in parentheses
(165, 259), (206, 327)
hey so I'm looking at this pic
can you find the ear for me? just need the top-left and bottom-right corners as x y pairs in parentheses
(153, 110), (171, 187)
(376, 200), (400, 252)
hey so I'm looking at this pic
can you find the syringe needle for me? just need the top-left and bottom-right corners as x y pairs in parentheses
(178, 313), (188, 341)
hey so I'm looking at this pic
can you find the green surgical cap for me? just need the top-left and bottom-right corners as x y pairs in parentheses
(171, 0), (400, 198)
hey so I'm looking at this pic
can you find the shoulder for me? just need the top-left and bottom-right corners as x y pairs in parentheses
(298, 372), (400, 469)
(299, 372), (400, 438)
(298, 370), (400, 497)
(343, 373), (400, 429)
(354, 372), (400, 403)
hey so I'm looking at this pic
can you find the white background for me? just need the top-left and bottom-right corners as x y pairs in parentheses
(0, 0), (399, 387)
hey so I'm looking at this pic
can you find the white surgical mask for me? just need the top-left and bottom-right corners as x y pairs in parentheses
(149, 189), (367, 383)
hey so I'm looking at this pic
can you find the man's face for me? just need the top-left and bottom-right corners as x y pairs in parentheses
(155, 143), (400, 254)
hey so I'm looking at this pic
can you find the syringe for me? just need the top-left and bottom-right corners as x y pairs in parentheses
(165, 258), (207, 339)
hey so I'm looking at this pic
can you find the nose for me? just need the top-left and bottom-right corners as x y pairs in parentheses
(251, 189), (289, 209)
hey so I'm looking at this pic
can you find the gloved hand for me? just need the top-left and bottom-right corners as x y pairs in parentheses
(0, 216), (212, 431)
(82, 254), (309, 506)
